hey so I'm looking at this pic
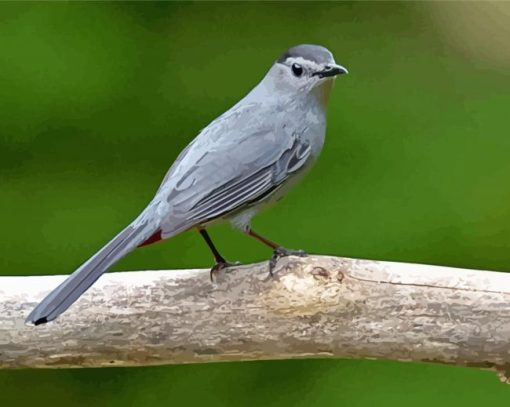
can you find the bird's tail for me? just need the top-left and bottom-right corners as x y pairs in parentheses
(26, 221), (158, 325)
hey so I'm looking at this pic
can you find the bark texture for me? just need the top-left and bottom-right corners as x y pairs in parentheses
(1, 255), (509, 382)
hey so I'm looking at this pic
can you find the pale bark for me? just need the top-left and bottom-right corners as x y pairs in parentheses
(1, 255), (509, 382)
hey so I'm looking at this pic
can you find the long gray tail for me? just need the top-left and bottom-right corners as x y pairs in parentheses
(26, 222), (157, 325)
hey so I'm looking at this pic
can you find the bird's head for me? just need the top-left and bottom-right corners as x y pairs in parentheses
(266, 44), (348, 105)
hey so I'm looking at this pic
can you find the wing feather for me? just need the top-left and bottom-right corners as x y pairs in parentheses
(188, 136), (311, 223)
(192, 168), (273, 221)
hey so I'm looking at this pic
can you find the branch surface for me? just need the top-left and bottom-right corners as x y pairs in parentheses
(1, 255), (509, 381)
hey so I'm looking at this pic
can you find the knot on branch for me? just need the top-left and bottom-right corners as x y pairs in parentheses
(259, 257), (350, 316)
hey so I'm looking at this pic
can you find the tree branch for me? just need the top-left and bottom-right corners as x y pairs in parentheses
(1, 255), (509, 382)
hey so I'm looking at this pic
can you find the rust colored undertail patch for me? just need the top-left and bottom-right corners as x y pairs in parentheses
(138, 230), (163, 247)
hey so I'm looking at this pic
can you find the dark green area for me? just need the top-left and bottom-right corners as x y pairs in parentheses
(1, 2), (510, 405)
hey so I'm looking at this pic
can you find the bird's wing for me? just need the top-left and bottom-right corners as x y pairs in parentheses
(156, 103), (312, 232)
(187, 135), (311, 223)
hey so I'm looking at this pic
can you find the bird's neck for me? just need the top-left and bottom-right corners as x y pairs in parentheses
(245, 71), (334, 110)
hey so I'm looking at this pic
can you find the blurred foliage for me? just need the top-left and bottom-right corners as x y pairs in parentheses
(1, 1), (510, 405)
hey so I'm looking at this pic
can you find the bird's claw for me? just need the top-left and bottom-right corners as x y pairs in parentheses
(269, 247), (307, 276)
(210, 260), (241, 282)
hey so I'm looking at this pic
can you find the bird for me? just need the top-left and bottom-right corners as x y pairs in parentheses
(26, 44), (348, 325)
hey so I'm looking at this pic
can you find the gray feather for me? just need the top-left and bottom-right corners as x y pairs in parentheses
(189, 138), (311, 222)
(155, 102), (314, 236)
(26, 223), (153, 325)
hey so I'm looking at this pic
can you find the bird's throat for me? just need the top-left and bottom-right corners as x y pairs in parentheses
(314, 79), (335, 108)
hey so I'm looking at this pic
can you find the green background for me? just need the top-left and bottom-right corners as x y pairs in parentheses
(1, 1), (510, 405)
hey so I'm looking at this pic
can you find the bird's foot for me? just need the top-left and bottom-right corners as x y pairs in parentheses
(210, 260), (241, 282)
(269, 247), (308, 276)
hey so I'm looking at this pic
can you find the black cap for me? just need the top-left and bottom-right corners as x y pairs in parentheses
(277, 44), (333, 64)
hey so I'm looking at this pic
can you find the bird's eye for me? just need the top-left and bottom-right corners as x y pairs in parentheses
(291, 63), (303, 77)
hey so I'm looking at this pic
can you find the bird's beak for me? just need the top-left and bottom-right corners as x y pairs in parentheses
(313, 63), (349, 78)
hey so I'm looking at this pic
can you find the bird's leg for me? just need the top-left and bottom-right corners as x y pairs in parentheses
(244, 228), (307, 276)
(199, 229), (239, 281)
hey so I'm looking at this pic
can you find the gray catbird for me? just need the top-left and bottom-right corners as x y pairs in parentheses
(27, 44), (348, 325)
